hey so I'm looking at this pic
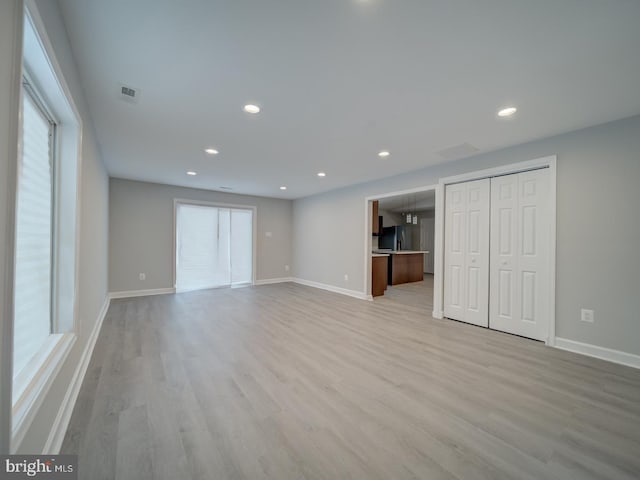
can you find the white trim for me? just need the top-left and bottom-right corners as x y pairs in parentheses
(109, 287), (176, 300)
(292, 278), (371, 301)
(0, 0), (23, 454)
(172, 198), (258, 289)
(363, 185), (438, 302)
(432, 310), (443, 319)
(438, 155), (557, 186)
(435, 155), (557, 345)
(554, 338), (640, 370)
(11, 333), (76, 453)
(42, 296), (109, 454)
(254, 277), (293, 285)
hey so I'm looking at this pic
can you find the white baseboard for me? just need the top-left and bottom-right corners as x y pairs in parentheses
(554, 337), (640, 370)
(254, 277), (293, 285)
(432, 310), (444, 319)
(291, 278), (369, 300)
(42, 295), (110, 454)
(109, 287), (176, 299)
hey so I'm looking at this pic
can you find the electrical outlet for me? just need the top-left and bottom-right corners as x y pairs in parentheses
(580, 308), (594, 323)
(284, 264), (290, 272)
(139, 272), (146, 281)
(265, 231), (273, 238)
(344, 274), (349, 281)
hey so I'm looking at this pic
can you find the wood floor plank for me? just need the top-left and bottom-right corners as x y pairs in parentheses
(61, 278), (640, 479)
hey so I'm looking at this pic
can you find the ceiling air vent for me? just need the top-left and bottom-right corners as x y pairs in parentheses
(436, 142), (479, 161)
(118, 84), (140, 103)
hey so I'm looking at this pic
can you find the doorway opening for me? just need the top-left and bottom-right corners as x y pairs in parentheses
(365, 185), (439, 314)
(174, 200), (256, 292)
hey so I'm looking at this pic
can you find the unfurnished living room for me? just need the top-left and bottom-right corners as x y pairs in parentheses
(1, 1), (640, 479)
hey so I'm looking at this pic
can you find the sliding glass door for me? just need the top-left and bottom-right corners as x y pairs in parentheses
(176, 203), (253, 291)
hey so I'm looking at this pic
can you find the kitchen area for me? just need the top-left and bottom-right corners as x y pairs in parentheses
(371, 190), (435, 298)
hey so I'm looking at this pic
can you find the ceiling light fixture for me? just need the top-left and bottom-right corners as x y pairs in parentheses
(186, 171), (197, 176)
(280, 186), (287, 190)
(243, 104), (260, 114)
(317, 172), (326, 177)
(378, 150), (390, 158)
(497, 106), (517, 117)
(204, 148), (219, 155)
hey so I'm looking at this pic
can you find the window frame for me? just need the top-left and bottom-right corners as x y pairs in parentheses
(11, 1), (83, 453)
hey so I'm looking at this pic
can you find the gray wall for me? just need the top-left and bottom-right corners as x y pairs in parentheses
(293, 115), (640, 356)
(109, 179), (293, 292)
(15, 0), (110, 453)
(0, 0), (23, 454)
(378, 209), (403, 227)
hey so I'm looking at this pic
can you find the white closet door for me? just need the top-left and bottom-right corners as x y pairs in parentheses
(490, 169), (550, 341)
(443, 179), (490, 327)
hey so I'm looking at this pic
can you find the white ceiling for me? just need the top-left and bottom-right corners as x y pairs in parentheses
(58, 0), (640, 199)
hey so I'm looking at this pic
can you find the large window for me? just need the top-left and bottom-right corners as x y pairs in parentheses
(10, 5), (81, 451)
(176, 203), (254, 291)
(13, 84), (55, 378)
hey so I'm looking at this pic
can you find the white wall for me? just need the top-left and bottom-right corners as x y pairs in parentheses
(14, 0), (110, 453)
(293, 115), (640, 357)
(109, 178), (293, 292)
(0, 0), (23, 454)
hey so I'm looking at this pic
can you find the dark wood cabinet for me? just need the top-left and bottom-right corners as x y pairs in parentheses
(372, 200), (380, 235)
(372, 256), (388, 297)
(389, 253), (424, 285)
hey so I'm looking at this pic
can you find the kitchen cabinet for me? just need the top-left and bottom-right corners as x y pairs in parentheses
(372, 200), (380, 235)
(372, 255), (388, 297)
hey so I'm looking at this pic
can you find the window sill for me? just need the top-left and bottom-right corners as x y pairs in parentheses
(11, 332), (76, 452)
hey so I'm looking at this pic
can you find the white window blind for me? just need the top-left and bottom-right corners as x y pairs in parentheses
(13, 89), (54, 378)
(176, 204), (253, 291)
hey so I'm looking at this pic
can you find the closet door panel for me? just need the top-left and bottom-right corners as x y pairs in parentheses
(444, 183), (467, 320)
(444, 179), (490, 326)
(490, 175), (518, 329)
(516, 169), (550, 340)
(490, 169), (550, 341)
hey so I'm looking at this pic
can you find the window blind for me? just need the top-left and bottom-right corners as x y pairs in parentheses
(176, 204), (253, 291)
(13, 90), (54, 378)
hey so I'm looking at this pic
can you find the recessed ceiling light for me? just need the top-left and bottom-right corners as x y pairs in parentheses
(497, 106), (517, 117)
(317, 172), (326, 177)
(204, 148), (219, 155)
(280, 186), (287, 190)
(378, 150), (390, 158)
(243, 104), (260, 114)
(186, 171), (197, 176)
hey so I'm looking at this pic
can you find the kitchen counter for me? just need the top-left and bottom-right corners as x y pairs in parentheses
(372, 251), (427, 285)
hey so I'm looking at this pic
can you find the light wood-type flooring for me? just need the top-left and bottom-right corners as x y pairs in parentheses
(61, 278), (640, 480)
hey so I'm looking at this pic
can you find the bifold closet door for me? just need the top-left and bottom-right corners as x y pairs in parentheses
(443, 179), (490, 327)
(489, 169), (550, 341)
